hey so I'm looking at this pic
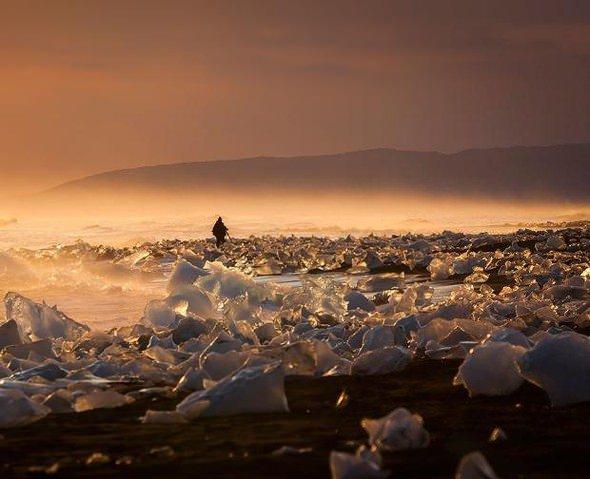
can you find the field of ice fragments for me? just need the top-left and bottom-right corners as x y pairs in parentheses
(0, 223), (589, 478)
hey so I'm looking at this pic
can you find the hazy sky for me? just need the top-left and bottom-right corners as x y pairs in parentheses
(2, 0), (590, 193)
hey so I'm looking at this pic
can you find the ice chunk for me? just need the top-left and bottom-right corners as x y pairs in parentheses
(141, 410), (188, 424)
(42, 389), (75, 414)
(10, 362), (67, 381)
(454, 342), (526, 397)
(0, 319), (22, 348)
(0, 389), (50, 428)
(352, 347), (411, 375)
(345, 291), (376, 312)
(174, 367), (209, 393)
(201, 351), (246, 380)
(330, 446), (388, 479)
(142, 300), (177, 330)
(488, 427), (507, 442)
(4, 293), (89, 341)
(428, 256), (453, 280)
(74, 389), (134, 412)
(356, 274), (404, 293)
(485, 328), (532, 349)
(517, 332), (590, 406)
(361, 407), (429, 451)
(455, 451), (498, 479)
(167, 259), (208, 293)
(359, 326), (406, 354)
(176, 362), (288, 418)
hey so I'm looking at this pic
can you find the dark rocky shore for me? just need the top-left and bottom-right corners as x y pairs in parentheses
(2, 359), (589, 478)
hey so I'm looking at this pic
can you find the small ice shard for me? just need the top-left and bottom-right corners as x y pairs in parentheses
(174, 367), (209, 393)
(352, 347), (411, 376)
(428, 256), (453, 280)
(544, 235), (566, 251)
(10, 362), (67, 381)
(0, 319), (22, 348)
(454, 342), (526, 397)
(361, 407), (429, 451)
(5, 338), (55, 359)
(176, 362), (288, 418)
(465, 268), (489, 284)
(335, 390), (350, 409)
(201, 331), (242, 356)
(272, 446), (313, 456)
(455, 451), (498, 479)
(489, 427), (507, 442)
(74, 389), (135, 412)
(517, 332), (590, 406)
(140, 410), (188, 424)
(4, 292), (89, 341)
(42, 389), (75, 414)
(85, 452), (110, 466)
(171, 317), (208, 344)
(345, 291), (376, 312)
(485, 328), (532, 349)
(254, 322), (278, 343)
(356, 274), (404, 293)
(330, 446), (388, 479)
(0, 389), (50, 428)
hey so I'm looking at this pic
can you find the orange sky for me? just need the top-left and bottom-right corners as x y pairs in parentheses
(2, 0), (590, 194)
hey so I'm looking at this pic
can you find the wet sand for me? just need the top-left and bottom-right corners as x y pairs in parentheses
(3, 359), (589, 478)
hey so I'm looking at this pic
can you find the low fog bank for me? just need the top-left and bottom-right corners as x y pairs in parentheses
(1, 188), (588, 250)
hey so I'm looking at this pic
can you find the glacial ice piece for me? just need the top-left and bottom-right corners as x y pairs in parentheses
(167, 259), (208, 293)
(488, 427), (507, 442)
(201, 331), (243, 357)
(465, 268), (489, 284)
(356, 274), (404, 293)
(455, 451), (498, 479)
(201, 351), (246, 380)
(0, 319), (22, 348)
(428, 256), (453, 280)
(142, 300), (177, 330)
(174, 367), (209, 392)
(359, 326), (406, 354)
(517, 332), (590, 406)
(361, 407), (430, 451)
(167, 286), (219, 320)
(172, 317), (208, 344)
(254, 322), (278, 343)
(345, 291), (376, 312)
(454, 342), (526, 397)
(0, 388), (51, 428)
(74, 389), (135, 412)
(43, 389), (75, 414)
(4, 292), (89, 341)
(10, 362), (67, 381)
(330, 446), (388, 479)
(485, 328), (532, 349)
(176, 362), (288, 418)
(141, 410), (188, 424)
(352, 347), (411, 376)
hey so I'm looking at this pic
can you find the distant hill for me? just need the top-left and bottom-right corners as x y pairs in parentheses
(38, 143), (590, 201)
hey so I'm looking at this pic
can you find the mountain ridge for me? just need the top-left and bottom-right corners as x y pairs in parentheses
(35, 143), (590, 202)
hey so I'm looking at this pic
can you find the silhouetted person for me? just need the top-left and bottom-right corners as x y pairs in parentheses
(212, 216), (229, 247)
